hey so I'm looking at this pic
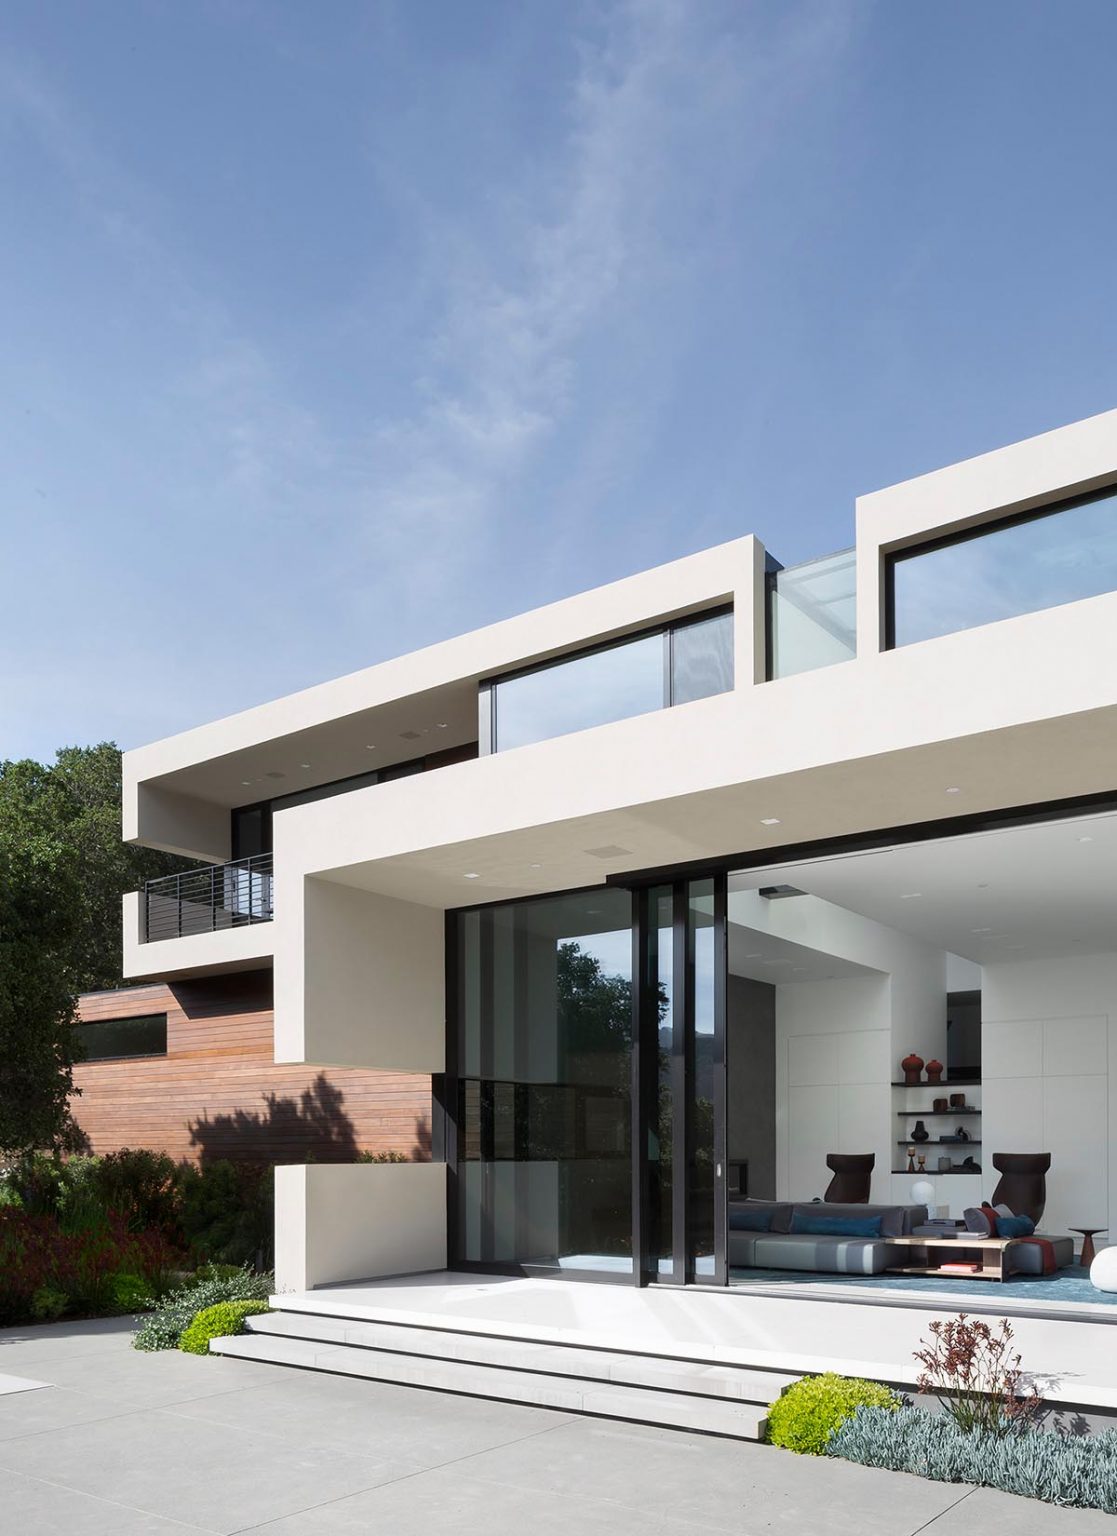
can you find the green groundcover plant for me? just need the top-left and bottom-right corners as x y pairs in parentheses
(830, 1407), (1117, 1514)
(132, 1266), (274, 1351)
(179, 1299), (271, 1355)
(767, 1373), (900, 1455)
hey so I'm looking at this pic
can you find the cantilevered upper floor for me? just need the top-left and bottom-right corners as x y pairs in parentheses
(123, 406), (1117, 978)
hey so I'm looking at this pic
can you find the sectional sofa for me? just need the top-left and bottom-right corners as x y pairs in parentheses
(728, 1199), (928, 1275)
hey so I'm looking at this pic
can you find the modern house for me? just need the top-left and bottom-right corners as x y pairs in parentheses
(71, 975), (430, 1165)
(121, 408), (1117, 1435)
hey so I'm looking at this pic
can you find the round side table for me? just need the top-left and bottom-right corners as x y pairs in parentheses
(1071, 1227), (1107, 1267)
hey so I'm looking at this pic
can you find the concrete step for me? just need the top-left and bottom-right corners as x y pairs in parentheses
(244, 1310), (797, 1404)
(210, 1329), (770, 1439)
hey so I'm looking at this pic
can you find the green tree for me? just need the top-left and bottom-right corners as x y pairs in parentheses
(1, 744), (189, 992)
(0, 744), (191, 1153)
(0, 763), (83, 1154)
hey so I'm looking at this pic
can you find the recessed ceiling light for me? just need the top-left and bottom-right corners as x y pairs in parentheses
(241, 780), (252, 786)
(945, 786), (961, 795)
(760, 817), (781, 827)
(530, 863), (542, 869)
(972, 927), (992, 934)
(365, 744), (376, 751)
(744, 952), (762, 960)
(900, 892), (922, 900)
(463, 872), (480, 880)
(299, 762), (311, 769)
(1079, 836), (1094, 844)
(436, 722), (448, 729)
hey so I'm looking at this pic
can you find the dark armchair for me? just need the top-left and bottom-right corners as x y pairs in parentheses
(824, 1153), (875, 1204)
(991, 1152), (1050, 1225)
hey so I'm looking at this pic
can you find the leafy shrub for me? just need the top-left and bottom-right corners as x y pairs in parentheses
(110, 1271), (157, 1312)
(355, 1150), (410, 1163)
(914, 1314), (1040, 1433)
(0, 1208), (181, 1325)
(767, 1373), (901, 1455)
(95, 1150), (180, 1235)
(177, 1161), (273, 1268)
(179, 1300), (270, 1355)
(132, 1266), (274, 1351)
(831, 1406), (1117, 1514)
(30, 1285), (68, 1321)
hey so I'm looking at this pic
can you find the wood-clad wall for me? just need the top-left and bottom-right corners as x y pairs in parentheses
(72, 971), (432, 1164)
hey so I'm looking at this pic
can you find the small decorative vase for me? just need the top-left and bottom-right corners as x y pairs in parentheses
(911, 1120), (930, 1143)
(925, 1059), (944, 1085)
(956, 1126), (970, 1142)
(938, 1156), (952, 1173)
(902, 1053), (924, 1086)
(949, 1093), (967, 1109)
(932, 1097), (947, 1113)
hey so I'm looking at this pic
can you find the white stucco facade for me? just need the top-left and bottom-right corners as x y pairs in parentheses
(123, 407), (1117, 1289)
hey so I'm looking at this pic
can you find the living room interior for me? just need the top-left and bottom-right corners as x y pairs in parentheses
(723, 805), (1117, 1302)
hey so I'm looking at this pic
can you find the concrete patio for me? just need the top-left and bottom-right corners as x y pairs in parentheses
(0, 1315), (1111, 1534)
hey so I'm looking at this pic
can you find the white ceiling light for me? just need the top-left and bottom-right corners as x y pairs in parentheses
(945, 786), (961, 795)
(299, 762), (311, 769)
(365, 744), (376, 750)
(463, 872), (480, 880)
(1079, 836), (1094, 844)
(971, 927), (992, 934)
(899, 892), (922, 900)
(760, 817), (781, 826)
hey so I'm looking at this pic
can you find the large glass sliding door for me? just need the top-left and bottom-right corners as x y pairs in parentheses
(449, 874), (727, 1286)
(635, 877), (726, 1286)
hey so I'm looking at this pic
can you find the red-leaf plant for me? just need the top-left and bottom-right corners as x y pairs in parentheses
(914, 1314), (1042, 1435)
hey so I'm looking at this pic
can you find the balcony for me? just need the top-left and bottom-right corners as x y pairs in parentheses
(142, 854), (274, 943)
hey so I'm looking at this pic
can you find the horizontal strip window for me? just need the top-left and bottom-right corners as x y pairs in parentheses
(484, 607), (733, 753)
(887, 484), (1117, 649)
(78, 1014), (167, 1062)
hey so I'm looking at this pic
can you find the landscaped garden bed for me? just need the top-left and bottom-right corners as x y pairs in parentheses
(767, 1315), (1117, 1516)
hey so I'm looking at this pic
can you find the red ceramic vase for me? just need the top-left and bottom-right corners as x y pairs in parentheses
(901, 1053), (924, 1086)
(925, 1059), (944, 1085)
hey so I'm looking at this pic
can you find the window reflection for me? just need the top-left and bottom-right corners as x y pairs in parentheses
(890, 491), (1117, 647)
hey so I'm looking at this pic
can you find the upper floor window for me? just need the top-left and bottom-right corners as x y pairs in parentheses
(78, 1014), (167, 1062)
(887, 485), (1117, 648)
(486, 608), (733, 753)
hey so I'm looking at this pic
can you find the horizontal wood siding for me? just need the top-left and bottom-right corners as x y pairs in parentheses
(72, 972), (432, 1164)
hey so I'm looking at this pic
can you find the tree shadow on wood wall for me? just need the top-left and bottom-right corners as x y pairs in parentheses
(187, 1073), (430, 1164)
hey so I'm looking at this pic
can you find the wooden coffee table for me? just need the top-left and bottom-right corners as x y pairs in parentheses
(885, 1234), (1021, 1282)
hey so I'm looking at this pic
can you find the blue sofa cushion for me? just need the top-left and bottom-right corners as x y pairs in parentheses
(789, 1211), (883, 1238)
(995, 1214), (1036, 1238)
(728, 1206), (775, 1232)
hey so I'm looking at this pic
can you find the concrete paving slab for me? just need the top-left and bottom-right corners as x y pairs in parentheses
(0, 1464), (214, 1535)
(437, 1413), (969, 1536)
(0, 1407), (398, 1534)
(0, 1383), (152, 1442)
(243, 1465), (719, 1536)
(925, 1484), (1116, 1533)
(163, 1365), (578, 1465)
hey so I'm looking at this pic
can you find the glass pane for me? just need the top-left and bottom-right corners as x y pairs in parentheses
(891, 491), (1117, 647)
(671, 612), (734, 704)
(78, 1015), (167, 1062)
(769, 549), (856, 679)
(647, 886), (674, 1277)
(455, 887), (634, 1273)
(493, 633), (664, 751)
(689, 880), (716, 1278)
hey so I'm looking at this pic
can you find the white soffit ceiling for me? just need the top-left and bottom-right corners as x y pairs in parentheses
(732, 811), (1117, 964)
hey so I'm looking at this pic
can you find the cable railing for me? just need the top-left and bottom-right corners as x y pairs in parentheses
(142, 854), (274, 942)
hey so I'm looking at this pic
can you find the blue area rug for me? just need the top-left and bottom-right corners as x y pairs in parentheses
(728, 1262), (1117, 1309)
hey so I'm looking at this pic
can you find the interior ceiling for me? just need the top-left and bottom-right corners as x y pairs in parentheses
(734, 809), (1117, 965)
(154, 681), (479, 808)
(727, 919), (875, 985)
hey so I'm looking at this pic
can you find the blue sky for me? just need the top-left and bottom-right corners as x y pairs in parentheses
(4, 0), (1117, 762)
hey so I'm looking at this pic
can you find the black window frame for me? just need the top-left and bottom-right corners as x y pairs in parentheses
(884, 482), (1117, 651)
(482, 603), (734, 754)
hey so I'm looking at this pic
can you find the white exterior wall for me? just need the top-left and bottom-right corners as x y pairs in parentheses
(274, 876), (444, 1073)
(982, 954), (1116, 1242)
(275, 1162), (447, 1293)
